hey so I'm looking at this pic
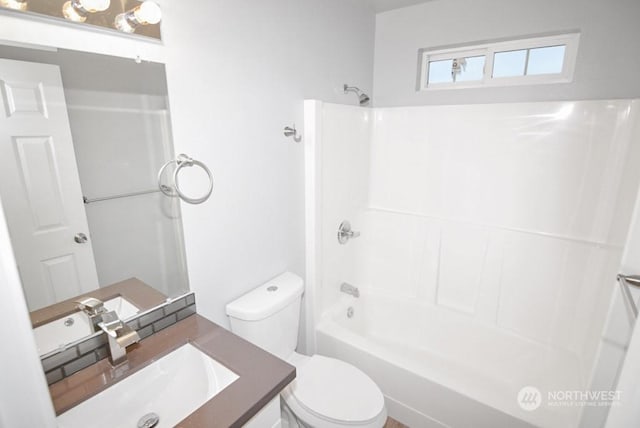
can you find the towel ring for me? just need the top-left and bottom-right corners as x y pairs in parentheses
(157, 161), (178, 197)
(157, 154), (213, 204)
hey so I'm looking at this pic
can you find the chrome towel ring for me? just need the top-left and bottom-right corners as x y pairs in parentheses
(158, 154), (213, 205)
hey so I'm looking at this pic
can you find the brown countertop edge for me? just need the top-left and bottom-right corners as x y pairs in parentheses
(49, 314), (296, 427)
(31, 278), (167, 327)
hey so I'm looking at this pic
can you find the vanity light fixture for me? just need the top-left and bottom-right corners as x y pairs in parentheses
(62, 0), (110, 22)
(0, 0), (27, 11)
(114, 0), (162, 33)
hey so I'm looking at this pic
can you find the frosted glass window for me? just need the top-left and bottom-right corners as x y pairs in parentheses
(493, 50), (527, 77)
(527, 45), (566, 75)
(427, 59), (454, 84)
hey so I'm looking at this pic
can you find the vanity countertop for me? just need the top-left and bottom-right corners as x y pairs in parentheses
(49, 314), (296, 427)
(31, 277), (167, 327)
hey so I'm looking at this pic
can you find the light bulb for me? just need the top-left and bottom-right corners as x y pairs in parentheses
(114, 12), (135, 32)
(134, 1), (161, 25)
(62, 0), (86, 22)
(0, 0), (27, 11)
(80, 0), (109, 12)
(115, 1), (161, 33)
(63, 0), (110, 22)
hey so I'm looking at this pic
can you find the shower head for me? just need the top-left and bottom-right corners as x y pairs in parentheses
(344, 84), (370, 106)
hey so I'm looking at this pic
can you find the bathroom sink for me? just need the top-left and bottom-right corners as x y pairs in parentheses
(33, 310), (93, 356)
(103, 295), (139, 320)
(56, 343), (239, 428)
(33, 296), (140, 356)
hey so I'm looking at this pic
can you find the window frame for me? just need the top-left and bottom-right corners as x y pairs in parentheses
(418, 32), (580, 91)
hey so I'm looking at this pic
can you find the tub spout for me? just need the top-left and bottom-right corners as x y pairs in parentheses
(340, 282), (360, 298)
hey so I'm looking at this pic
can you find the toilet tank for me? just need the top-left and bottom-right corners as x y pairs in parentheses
(225, 272), (304, 360)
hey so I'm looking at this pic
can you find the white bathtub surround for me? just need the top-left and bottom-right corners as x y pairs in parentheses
(305, 100), (640, 427)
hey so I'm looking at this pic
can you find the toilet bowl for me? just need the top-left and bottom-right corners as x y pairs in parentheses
(225, 272), (386, 428)
(281, 352), (387, 428)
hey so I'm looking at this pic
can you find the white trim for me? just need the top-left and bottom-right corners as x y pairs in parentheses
(418, 32), (580, 90)
(0, 12), (165, 63)
(0, 198), (56, 427)
(303, 99), (322, 355)
(66, 105), (169, 114)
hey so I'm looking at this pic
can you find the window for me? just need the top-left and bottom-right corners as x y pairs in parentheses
(427, 53), (485, 84)
(418, 33), (579, 90)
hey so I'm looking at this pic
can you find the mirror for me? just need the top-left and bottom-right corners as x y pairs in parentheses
(0, 45), (189, 356)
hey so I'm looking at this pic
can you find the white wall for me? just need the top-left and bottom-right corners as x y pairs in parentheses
(160, 0), (375, 327)
(373, 0), (640, 106)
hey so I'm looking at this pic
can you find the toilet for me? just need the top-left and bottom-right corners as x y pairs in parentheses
(226, 272), (387, 428)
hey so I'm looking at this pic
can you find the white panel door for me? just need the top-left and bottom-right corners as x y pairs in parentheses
(0, 58), (99, 311)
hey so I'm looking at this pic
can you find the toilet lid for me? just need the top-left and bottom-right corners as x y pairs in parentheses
(286, 355), (385, 424)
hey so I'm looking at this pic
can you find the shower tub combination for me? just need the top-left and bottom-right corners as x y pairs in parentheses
(304, 100), (640, 427)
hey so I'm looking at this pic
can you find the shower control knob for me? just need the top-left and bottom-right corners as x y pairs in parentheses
(338, 221), (360, 245)
(74, 233), (88, 244)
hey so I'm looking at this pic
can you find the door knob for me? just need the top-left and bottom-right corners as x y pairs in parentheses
(74, 233), (88, 244)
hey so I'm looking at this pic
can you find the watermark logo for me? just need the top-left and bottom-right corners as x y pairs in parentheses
(518, 386), (542, 411)
(517, 386), (622, 411)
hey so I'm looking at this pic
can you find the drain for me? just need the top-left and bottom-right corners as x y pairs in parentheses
(347, 306), (354, 318)
(63, 318), (74, 327)
(137, 413), (160, 428)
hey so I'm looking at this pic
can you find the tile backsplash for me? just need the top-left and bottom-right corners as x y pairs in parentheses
(42, 292), (196, 385)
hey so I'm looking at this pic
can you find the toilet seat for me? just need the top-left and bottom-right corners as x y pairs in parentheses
(282, 354), (387, 427)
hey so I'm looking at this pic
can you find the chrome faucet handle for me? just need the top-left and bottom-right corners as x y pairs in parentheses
(97, 310), (123, 338)
(116, 324), (140, 348)
(338, 220), (360, 245)
(75, 297), (105, 315)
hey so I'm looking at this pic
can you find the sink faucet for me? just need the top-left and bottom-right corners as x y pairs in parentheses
(97, 311), (140, 366)
(75, 297), (107, 332)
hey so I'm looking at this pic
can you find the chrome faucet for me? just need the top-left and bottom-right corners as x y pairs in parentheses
(97, 311), (140, 366)
(337, 220), (360, 245)
(340, 282), (360, 298)
(75, 297), (107, 332)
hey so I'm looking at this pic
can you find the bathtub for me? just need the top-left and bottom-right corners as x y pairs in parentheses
(316, 294), (584, 428)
